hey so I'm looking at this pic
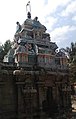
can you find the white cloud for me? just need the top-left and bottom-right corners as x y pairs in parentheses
(0, 0), (74, 47)
(42, 0), (71, 16)
(0, 0), (28, 43)
(61, 1), (76, 17)
(50, 25), (76, 43)
(27, 0), (71, 31)
(72, 16), (76, 21)
(70, 26), (76, 31)
(44, 16), (58, 31)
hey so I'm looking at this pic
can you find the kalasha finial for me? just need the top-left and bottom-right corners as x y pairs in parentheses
(26, 1), (31, 19)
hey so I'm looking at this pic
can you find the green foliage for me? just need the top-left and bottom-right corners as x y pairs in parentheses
(67, 42), (76, 83)
(3, 40), (12, 55)
(0, 40), (12, 61)
(0, 45), (4, 61)
(60, 42), (76, 83)
(70, 42), (76, 62)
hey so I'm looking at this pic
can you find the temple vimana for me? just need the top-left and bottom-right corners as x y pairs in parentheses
(0, 2), (72, 119)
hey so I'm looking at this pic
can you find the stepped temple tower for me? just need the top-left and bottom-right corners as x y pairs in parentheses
(0, 2), (72, 119)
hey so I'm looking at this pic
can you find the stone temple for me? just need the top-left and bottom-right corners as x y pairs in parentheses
(0, 2), (72, 119)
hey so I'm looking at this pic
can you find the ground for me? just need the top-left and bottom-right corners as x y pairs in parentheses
(71, 95), (76, 118)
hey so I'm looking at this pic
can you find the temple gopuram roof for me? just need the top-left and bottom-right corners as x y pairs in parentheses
(3, 2), (68, 70)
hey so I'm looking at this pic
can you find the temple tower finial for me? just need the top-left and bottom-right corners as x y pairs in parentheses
(26, 1), (31, 19)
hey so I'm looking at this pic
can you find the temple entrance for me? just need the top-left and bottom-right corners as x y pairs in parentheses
(42, 87), (58, 118)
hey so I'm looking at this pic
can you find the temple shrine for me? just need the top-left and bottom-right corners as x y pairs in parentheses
(0, 2), (72, 119)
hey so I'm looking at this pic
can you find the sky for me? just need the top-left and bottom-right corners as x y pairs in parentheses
(0, 0), (76, 49)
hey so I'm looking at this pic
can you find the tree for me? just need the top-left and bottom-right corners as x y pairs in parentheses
(0, 40), (12, 62)
(60, 42), (76, 83)
(0, 44), (4, 61)
(67, 42), (76, 83)
(3, 40), (12, 55)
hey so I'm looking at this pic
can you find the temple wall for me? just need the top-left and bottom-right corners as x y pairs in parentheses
(0, 73), (17, 119)
(0, 69), (71, 119)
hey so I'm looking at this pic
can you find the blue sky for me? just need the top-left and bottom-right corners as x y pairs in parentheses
(0, 0), (76, 49)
